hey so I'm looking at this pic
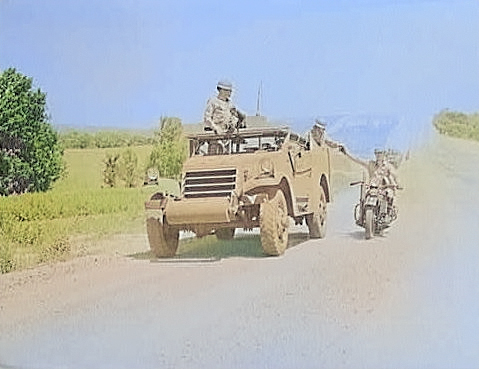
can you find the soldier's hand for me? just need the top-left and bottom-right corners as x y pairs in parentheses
(339, 145), (346, 154)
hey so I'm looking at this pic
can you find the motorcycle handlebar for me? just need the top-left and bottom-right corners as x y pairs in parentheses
(349, 181), (363, 186)
(349, 180), (403, 190)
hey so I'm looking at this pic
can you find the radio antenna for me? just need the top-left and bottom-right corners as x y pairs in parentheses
(256, 81), (262, 116)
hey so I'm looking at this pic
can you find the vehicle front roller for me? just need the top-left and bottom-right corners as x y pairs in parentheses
(146, 215), (180, 258)
(260, 190), (289, 256)
(306, 186), (327, 239)
(215, 228), (236, 240)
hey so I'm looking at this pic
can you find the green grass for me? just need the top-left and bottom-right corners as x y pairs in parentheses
(0, 145), (179, 273)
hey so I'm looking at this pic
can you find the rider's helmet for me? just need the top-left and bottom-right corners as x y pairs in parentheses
(217, 80), (233, 92)
(374, 149), (386, 162)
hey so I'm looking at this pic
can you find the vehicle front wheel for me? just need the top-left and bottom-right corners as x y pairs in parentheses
(364, 208), (374, 240)
(260, 190), (289, 256)
(146, 216), (179, 257)
(306, 186), (327, 238)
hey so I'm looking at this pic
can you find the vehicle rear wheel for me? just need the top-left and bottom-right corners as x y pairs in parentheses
(364, 208), (374, 240)
(260, 190), (289, 256)
(306, 186), (327, 238)
(215, 228), (235, 240)
(146, 216), (179, 257)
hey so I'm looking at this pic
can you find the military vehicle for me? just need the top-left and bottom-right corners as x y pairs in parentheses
(145, 118), (332, 257)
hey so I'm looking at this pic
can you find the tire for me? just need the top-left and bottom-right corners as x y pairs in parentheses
(364, 208), (374, 240)
(260, 190), (289, 256)
(146, 216), (179, 257)
(215, 228), (235, 240)
(306, 186), (327, 238)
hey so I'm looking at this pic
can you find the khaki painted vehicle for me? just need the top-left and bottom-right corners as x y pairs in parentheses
(145, 119), (332, 257)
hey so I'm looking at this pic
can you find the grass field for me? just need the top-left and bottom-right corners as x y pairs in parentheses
(0, 145), (179, 273)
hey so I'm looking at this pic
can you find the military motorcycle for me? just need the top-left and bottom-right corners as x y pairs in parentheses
(350, 179), (401, 239)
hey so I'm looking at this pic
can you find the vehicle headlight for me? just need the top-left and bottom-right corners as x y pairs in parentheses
(260, 159), (274, 176)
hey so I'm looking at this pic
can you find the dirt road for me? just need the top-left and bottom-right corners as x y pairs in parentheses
(1, 133), (478, 369)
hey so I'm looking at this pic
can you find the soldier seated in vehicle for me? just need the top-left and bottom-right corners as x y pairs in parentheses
(203, 80), (246, 134)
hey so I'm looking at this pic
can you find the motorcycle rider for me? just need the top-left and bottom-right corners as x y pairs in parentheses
(203, 80), (246, 134)
(340, 147), (399, 205)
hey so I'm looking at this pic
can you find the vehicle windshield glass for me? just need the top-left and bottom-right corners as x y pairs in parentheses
(189, 129), (290, 156)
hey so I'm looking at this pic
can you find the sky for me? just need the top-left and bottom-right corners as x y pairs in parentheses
(0, 0), (478, 134)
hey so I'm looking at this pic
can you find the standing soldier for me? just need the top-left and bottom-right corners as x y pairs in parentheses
(203, 80), (246, 134)
(311, 120), (342, 149)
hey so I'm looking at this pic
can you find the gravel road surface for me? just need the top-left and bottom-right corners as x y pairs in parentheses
(1, 133), (478, 369)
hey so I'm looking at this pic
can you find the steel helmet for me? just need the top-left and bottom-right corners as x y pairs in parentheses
(217, 80), (233, 91)
(314, 119), (326, 130)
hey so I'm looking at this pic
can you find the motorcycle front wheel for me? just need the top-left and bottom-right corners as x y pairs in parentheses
(364, 208), (374, 240)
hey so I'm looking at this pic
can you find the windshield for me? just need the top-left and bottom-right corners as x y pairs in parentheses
(188, 128), (291, 156)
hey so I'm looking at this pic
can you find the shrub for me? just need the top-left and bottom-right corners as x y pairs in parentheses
(0, 68), (64, 195)
(119, 148), (139, 188)
(148, 117), (188, 179)
(433, 110), (479, 141)
(103, 152), (120, 188)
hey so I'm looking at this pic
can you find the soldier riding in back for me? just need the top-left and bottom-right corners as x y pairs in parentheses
(203, 80), (246, 134)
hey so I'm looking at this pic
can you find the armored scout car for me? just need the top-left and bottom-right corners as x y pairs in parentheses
(145, 118), (332, 257)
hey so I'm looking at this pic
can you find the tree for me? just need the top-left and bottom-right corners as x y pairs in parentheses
(0, 68), (63, 195)
(148, 117), (187, 179)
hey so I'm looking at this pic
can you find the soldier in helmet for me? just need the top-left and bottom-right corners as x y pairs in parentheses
(203, 80), (246, 134)
(340, 147), (398, 186)
(340, 147), (399, 205)
(311, 120), (342, 149)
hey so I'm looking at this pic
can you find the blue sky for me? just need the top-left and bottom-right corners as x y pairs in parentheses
(1, 0), (478, 130)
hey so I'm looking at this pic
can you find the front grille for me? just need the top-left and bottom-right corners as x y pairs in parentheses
(183, 169), (237, 198)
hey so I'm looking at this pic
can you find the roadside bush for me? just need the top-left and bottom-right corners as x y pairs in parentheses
(0, 68), (64, 195)
(433, 110), (479, 141)
(103, 152), (120, 188)
(119, 148), (139, 188)
(148, 117), (188, 179)
(0, 242), (16, 273)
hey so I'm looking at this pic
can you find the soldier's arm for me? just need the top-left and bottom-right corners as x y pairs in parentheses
(340, 147), (369, 169)
(231, 106), (246, 128)
(325, 139), (340, 149)
(203, 100), (222, 133)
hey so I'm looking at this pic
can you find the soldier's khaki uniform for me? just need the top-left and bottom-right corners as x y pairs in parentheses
(203, 96), (239, 134)
(365, 160), (397, 186)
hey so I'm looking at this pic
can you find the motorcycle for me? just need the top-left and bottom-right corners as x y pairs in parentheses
(350, 179), (401, 239)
